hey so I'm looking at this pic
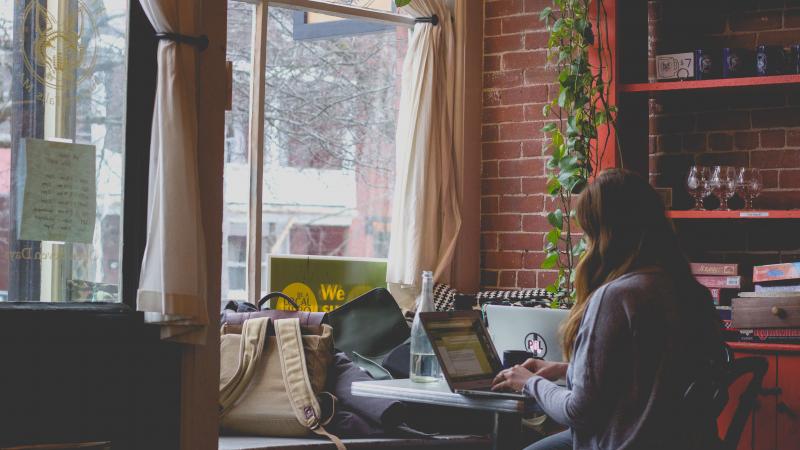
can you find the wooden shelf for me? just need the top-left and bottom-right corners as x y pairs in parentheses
(667, 210), (800, 219)
(619, 74), (800, 94)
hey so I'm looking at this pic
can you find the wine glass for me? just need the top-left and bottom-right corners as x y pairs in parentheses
(737, 167), (763, 211)
(710, 165), (736, 211)
(686, 165), (710, 211)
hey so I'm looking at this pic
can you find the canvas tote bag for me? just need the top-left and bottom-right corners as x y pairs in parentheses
(219, 317), (344, 449)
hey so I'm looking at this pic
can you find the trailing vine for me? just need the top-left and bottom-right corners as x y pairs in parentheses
(540, 1), (617, 304)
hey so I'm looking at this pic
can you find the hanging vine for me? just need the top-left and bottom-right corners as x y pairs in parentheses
(540, 0), (617, 304)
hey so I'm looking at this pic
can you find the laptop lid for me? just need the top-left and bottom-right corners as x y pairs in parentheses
(419, 311), (504, 391)
(485, 305), (569, 363)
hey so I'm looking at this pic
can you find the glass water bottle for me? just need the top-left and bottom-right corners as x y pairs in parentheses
(410, 271), (441, 382)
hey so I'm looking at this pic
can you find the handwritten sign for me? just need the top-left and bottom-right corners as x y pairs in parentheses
(17, 139), (96, 243)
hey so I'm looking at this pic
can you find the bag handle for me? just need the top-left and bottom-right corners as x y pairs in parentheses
(219, 317), (270, 416)
(274, 318), (346, 450)
(259, 292), (300, 311)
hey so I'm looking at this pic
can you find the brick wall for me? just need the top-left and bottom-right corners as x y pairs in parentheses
(481, 0), (556, 289)
(481, 0), (800, 292)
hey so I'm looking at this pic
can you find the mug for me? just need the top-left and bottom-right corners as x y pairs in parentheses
(792, 44), (800, 74)
(756, 45), (786, 76)
(695, 49), (718, 80)
(723, 48), (748, 78)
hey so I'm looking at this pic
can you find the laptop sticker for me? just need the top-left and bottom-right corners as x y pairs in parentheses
(524, 332), (547, 358)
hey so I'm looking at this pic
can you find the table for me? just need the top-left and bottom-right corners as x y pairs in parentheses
(352, 379), (526, 450)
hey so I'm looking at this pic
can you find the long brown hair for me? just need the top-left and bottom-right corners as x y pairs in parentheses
(562, 169), (712, 360)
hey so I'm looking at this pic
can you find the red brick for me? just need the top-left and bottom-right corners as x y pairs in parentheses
(486, 0), (524, 18)
(484, 90), (501, 107)
(481, 270), (499, 287)
(753, 108), (800, 128)
(683, 134), (707, 153)
(658, 134), (682, 153)
(523, 103), (548, 121)
(538, 270), (558, 288)
(499, 194), (544, 213)
(483, 105), (525, 124)
(696, 111), (751, 132)
(498, 271), (517, 288)
(483, 251), (524, 269)
(499, 158), (544, 177)
(756, 191), (800, 210)
(483, 141), (522, 160)
(730, 10), (783, 31)
(482, 161), (499, 178)
(523, 252), (546, 269)
(484, 55), (501, 72)
(786, 9), (800, 28)
(525, 0), (551, 13)
(696, 151), (749, 168)
(502, 50), (547, 70)
(499, 232), (537, 250)
(482, 196), (499, 214)
(751, 149), (800, 169)
(484, 70), (524, 89)
(485, 18), (502, 36)
(761, 130), (786, 148)
(780, 169), (800, 189)
(482, 233), (499, 251)
(499, 122), (538, 140)
(523, 139), (545, 156)
(756, 30), (800, 47)
(651, 115), (695, 134)
(761, 169), (779, 189)
(709, 133), (733, 152)
(483, 178), (522, 195)
(525, 32), (550, 50)
(498, 85), (548, 105)
(788, 129), (800, 146)
(521, 176), (547, 193)
(485, 34), (524, 54)
(522, 214), (549, 232)
(482, 214), (522, 232)
(735, 131), (759, 150)
(501, 14), (542, 34)
(524, 67), (557, 84)
(482, 125), (499, 142)
(517, 270), (537, 288)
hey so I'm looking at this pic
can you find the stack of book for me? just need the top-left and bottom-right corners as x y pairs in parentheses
(691, 263), (740, 305)
(753, 262), (800, 293)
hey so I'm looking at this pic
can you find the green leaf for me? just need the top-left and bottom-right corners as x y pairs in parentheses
(539, 7), (552, 22)
(546, 228), (561, 246)
(542, 253), (559, 269)
(557, 89), (568, 108)
(394, 0), (412, 6)
(547, 209), (564, 229)
(542, 122), (557, 133)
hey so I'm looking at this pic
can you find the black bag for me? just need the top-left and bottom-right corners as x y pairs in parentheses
(221, 292), (329, 329)
(327, 288), (410, 379)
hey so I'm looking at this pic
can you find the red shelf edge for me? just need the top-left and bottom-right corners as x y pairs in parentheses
(728, 341), (800, 353)
(620, 74), (800, 93)
(667, 210), (800, 219)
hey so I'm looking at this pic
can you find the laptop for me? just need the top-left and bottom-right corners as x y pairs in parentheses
(485, 305), (569, 363)
(419, 311), (525, 400)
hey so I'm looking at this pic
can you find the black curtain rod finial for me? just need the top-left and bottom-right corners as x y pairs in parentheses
(155, 32), (209, 51)
(414, 14), (439, 26)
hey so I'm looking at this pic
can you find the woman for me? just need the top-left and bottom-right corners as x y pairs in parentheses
(491, 169), (724, 450)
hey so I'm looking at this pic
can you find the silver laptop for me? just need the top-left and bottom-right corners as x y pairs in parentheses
(419, 311), (525, 400)
(485, 305), (569, 363)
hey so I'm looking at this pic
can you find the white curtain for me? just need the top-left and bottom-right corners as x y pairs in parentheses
(387, 0), (462, 310)
(137, 0), (208, 344)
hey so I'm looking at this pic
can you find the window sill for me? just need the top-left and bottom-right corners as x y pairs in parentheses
(0, 302), (165, 343)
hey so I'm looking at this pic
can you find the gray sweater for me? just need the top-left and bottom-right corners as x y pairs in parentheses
(524, 268), (721, 450)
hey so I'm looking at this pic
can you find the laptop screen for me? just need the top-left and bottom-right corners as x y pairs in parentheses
(421, 313), (501, 383)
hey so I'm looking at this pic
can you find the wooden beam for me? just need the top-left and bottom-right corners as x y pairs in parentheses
(266, 0), (415, 28)
(247, 1), (268, 305)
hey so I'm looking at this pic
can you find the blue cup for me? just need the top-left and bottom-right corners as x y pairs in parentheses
(723, 48), (748, 78)
(792, 45), (800, 74)
(756, 45), (786, 76)
(695, 49), (718, 80)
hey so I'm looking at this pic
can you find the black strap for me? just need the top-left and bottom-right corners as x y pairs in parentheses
(258, 292), (301, 311)
(414, 15), (439, 26)
(155, 32), (209, 51)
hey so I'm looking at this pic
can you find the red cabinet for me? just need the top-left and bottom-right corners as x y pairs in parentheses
(719, 343), (800, 450)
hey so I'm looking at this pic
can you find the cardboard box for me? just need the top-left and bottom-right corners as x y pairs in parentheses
(656, 52), (695, 80)
(696, 275), (741, 289)
(753, 262), (800, 283)
(691, 263), (738, 276)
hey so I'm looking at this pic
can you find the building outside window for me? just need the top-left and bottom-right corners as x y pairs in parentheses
(0, 0), (128, 302)
(222, 0), (408, 303)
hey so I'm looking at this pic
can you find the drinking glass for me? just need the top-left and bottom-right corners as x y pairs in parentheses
(737, 167), (763, 210)
(686, 166), (710, 210)
(710, 165), (736, 211)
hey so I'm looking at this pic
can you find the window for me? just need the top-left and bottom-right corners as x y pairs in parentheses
(222, 0), (410, 303)
(0, 0), (129, 302)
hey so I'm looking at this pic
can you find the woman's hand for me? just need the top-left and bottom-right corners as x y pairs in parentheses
(491, 365), (535, 393)
(521, 358), (568, 381)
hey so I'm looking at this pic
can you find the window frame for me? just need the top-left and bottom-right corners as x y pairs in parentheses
(237, 0), (414, 304)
